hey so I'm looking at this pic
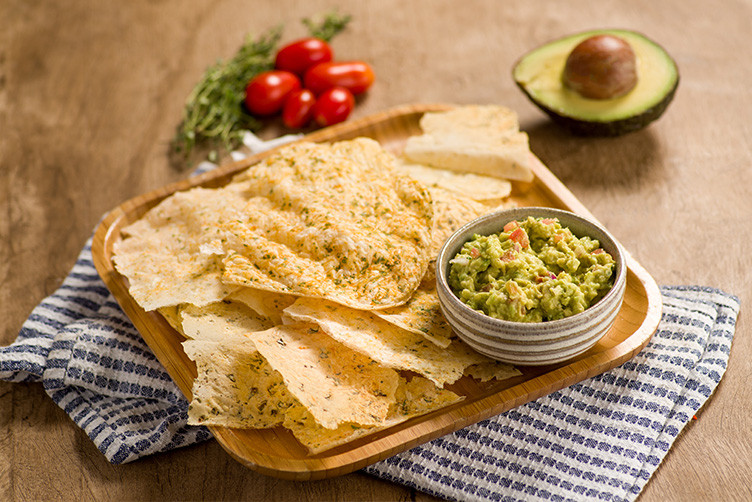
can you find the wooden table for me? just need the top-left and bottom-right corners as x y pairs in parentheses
(1, 1), (749, 500)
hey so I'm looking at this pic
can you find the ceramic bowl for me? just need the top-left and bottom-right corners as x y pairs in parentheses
(436, 207), (627, 366)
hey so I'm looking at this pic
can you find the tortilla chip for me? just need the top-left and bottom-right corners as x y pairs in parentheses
(220, 139), (434, 310)
(249, 322), (400, 429)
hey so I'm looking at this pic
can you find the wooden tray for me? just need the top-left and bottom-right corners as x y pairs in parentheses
(91, 103), (662, 481)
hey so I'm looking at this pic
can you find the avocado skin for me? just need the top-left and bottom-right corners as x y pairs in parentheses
(513, 29), (679, 137)
(517, 76), (679, 137)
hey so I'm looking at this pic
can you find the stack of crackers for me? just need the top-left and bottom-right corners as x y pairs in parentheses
(113, 105), (534, 453)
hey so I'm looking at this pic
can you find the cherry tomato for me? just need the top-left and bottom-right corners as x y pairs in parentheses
(304, 61), (375, 96)
(312, 87), (355, 127)
(275, 37), (334, 76)
(282, 89), (316, 129)
(244, 70), (301, 116)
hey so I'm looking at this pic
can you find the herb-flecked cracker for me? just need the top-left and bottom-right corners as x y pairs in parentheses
(220, 139), (433, 310)
(113, 186), (248, 311)
(227, 288), (297, 325)
(248, 322), (401, 429)
(180, 300), (274, 341)
(283, 297), (501, 388)
(372, 285), (453, 348)
(371, 186), (497, 346)
(464, 361), (522, 382)
(112, 124), (523, 454)
(284, 375), (464, 454)
(183, 337), (296, 429)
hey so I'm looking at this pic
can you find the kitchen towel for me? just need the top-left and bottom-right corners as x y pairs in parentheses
(0, 138), (741, 501)
(364, 285), (739, 501)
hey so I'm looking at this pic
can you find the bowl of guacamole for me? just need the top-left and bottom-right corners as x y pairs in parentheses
(436, 207), (627, 365)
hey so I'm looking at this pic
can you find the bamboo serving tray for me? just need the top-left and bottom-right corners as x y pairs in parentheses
(92, 103), (662, 481)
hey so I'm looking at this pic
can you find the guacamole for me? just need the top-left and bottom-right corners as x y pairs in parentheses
(448, 216), (615, 322)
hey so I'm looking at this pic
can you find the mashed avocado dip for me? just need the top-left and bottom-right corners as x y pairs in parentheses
(448, 216), (615, 322)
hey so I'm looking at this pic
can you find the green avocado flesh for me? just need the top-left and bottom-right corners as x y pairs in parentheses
(513, 29), (679, 136)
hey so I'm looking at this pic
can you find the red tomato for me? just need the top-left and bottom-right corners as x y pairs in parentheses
(244, 70), (301, 116)
(275, 37), (333, 76)
(282, 89), (316, 129)
(503, 221), (519, 233)
(509, 228), (530, 249)
(312, 87), (355, 126)
(304, 61), (375, 95)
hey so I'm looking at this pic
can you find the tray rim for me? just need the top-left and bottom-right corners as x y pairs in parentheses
(91, 103), (663, 480)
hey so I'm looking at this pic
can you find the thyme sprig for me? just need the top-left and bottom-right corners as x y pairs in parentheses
(172, 28), (280, 161)
(172, 10), (351, 164)
(303, 10), (352, 42)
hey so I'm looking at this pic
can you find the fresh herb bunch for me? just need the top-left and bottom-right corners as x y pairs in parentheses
(172, 10), (351, 163)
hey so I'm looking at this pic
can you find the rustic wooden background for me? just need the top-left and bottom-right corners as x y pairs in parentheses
(1, 1), (750, 500)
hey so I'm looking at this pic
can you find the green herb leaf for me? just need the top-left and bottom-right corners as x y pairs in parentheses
(302, 10), (352, 42)
(172, 11), (351, 165)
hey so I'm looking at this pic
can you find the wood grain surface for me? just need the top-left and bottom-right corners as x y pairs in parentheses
(1, 1), (750, 500)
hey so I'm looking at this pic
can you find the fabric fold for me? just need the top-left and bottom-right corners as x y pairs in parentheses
(1, 239), (212, 464)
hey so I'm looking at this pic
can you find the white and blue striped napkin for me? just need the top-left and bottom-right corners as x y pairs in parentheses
(365, 285), (739, 501)
(0, 137), (740, 500)
(1, 238), (212, 463)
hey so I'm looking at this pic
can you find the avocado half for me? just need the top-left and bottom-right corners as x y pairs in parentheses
(512, 29), (679, 136)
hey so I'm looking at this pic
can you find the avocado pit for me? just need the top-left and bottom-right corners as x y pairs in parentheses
(562, 34), (638, 100)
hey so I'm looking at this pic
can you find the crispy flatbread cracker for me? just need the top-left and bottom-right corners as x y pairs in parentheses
(113, 187), (247, 310)
(157, 305), (184, 335)
(422, 185), (493, 285)
(398, 160), (512, 204)
(220, 139), (433, 311)
(369, 186), (492, 347)
(284, 375), (464, 454)
(426, 186), (489, 255)
(115, 139), (433, 312)
(403, 105), (534, 182)
(227, 288), (296, 325)
(249, 322), (400, 429)
(373, 285), (453, 348)
(180, 300), (273, 341)
(114, 125), (523, 453)
(183, 337), (295, 428)
(282, 297), (499, 388)
(465, 361), (522, 382)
